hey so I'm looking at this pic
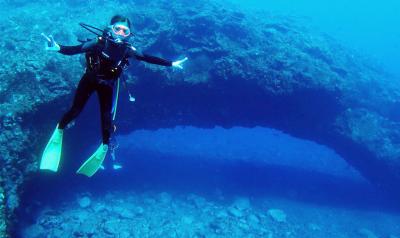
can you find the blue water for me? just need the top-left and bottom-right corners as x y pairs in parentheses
(12, 0), (400, 237)
(229, 0), (400, 77)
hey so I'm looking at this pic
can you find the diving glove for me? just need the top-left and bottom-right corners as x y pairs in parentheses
(172, 57), (188, 69)
(77, 144), (108, 177)
(41, 33), (60, 52)
(40, 125), (63, 172)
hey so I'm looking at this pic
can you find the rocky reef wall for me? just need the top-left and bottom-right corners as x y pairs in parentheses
(0, 186), (5, 237)
(1, 0), (400, 235)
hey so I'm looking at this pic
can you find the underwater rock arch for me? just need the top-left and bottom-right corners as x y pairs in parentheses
(1, 0), (400, 236)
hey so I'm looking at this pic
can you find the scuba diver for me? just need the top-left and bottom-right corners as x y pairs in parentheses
(40, 15), (188, 177)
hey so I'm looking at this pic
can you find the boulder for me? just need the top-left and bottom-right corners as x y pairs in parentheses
(232, 197), (251, 211)
(158, 192), (172, 205)
(103, 219), (120, 235)
(247, 214), (260, 225)
(358, 228), (378, 238)
(267, 209), (287, 223)
(77, 196), (91, 209)
(228, 207), (243, 218)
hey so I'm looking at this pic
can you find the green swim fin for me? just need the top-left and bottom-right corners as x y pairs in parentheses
(77, 144), (108, 177)
(40, 125), (63, 172)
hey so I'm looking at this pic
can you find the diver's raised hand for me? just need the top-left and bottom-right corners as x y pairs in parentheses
(172, 57), (188, 69)
(41, 33), (60, 52)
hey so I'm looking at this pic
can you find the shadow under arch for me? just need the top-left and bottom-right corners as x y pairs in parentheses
(19, 143), (400, 218)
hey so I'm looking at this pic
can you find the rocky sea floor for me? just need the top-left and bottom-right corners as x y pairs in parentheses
(20, 190), (400, 238)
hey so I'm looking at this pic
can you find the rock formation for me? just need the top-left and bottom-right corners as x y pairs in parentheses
(0, 0), (399, 236)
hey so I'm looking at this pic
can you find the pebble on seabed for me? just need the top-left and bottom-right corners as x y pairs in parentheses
(358, 228), (378, 238)
(77, 196), (91, 209)
(267, 209), (287, 223)
(22, 191), (398, 238)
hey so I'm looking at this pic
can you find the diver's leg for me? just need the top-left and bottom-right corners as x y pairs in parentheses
(58, 73), (95, 129)
(96, 82), (114, 145)
(76, 80), (113, 177)
(42, 74), (95, 172)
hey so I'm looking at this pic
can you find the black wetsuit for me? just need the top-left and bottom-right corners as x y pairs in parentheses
(57, 36), (172, 145)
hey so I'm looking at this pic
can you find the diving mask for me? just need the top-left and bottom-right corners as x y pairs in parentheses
(112, 24), (131, 38)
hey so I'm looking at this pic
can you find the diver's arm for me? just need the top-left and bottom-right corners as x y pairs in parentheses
(59, 39), (98, 55)
(58, 45), (85, 55)
(128, 46), (173, 66)
(42, 33), (98, 55)
(137, 53), (173, 66)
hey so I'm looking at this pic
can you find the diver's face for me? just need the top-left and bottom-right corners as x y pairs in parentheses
(110, 21), (131, 42)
